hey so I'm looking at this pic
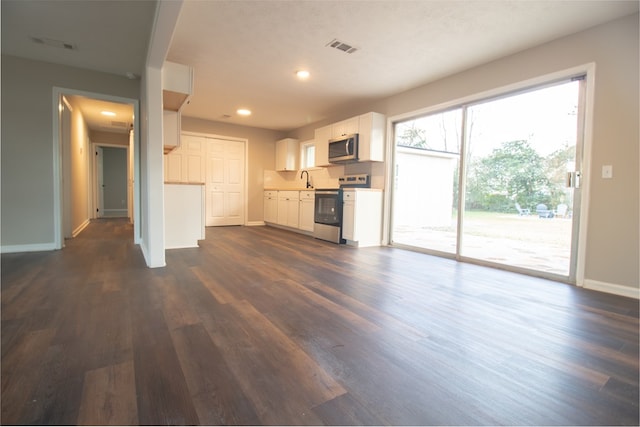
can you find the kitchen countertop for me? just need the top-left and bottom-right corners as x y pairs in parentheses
(265, 187), (383, 191)
(264, 187), (316, 191)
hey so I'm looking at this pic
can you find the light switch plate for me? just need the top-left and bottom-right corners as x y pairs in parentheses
(602, 165), (613, 179)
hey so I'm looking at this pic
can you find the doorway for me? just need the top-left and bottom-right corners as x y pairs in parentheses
(53, 88), (140, 247)
(390, 73), (588, 282)
(94, 146), (129, 218)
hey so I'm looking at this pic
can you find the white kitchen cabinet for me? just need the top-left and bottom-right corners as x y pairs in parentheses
(162, 61), (193, 111)
(313, 112), (385, 164)
(164, 183), (205, 249)
(299, 190), (315, 232)
(163, 109), (181, 153)
(275, 138), (299, 171)
(342, 189), (383, 247)
(263, 190), (278, 223)
(277, 191), (300, 228)
(313, 125), (331, 167)
(357, 112), (386, 162)
(331, 116), (359, 138)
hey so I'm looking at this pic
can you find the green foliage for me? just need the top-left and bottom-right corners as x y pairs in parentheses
(465, 140), (564, 213)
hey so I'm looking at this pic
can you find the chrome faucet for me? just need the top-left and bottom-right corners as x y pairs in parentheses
(300, 170), (312, 188)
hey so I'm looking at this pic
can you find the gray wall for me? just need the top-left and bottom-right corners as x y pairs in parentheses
(102, 147), (128, 212)
(1, 54), (139, 247)
(289, 14), (639, 291)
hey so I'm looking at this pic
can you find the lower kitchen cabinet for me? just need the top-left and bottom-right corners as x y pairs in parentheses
(342, 189), (383, 247)
(277, 191), (300, 228)
(299, 191), (315, 232)
(263, 190), (278, 223)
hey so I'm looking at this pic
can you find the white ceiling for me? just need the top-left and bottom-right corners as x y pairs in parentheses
(2, 0), (638, 133)
(169, 0), (638, 131)
(67, 96), (134, 135)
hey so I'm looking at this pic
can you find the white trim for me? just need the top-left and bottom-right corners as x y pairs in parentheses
(581, 279), (640, 300)
(247, 221), (265, 226)
(1, 243), (58, 254)
(72, 219), (90, 237)
(574, 63), (596, 287)
(384, 63), (596, 284)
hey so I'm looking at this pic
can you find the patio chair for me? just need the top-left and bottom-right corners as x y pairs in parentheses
(536, 203), (554, 218)
(515, 202), (530, 216)
(554, 203), (569, 218)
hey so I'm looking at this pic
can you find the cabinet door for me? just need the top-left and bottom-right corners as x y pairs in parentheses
(342, 200), (355, 241)
(332, 116), (359, 138)
(276, 138), (299, 171)
(313, 126), (331, 167)
(287, 199), (300, 228)
(357, 112), (385, 162)
(299, 199), (314, 231)
(163, 110), (180, 151)
(277, 196), (288, 225)
(264, 193), (277, 223)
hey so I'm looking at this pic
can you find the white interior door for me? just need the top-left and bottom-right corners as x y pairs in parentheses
(205, 138), (245, 226)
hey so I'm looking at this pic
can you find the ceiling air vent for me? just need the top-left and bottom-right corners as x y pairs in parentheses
(111, 121), (129, 128)
(326, 39), (358, 54)
(30, 36), (77, 50)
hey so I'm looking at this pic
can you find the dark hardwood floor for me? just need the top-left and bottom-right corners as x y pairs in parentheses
(2, 219), (638, 425)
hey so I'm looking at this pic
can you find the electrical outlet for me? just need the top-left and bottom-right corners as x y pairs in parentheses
(602, 165), (613, 179)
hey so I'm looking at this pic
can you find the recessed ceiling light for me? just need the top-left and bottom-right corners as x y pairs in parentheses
(296, 70), (310, 79)
(237, 109), (252, 116)
(101, 111), (116, 117)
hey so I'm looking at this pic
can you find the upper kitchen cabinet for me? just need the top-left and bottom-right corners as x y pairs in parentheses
(275, 138), (299, 171)
(357, 112), (385, 162)
(162, 62), (193, 111)
(331, 116), (359, 138)
(313, 112), (385, 164)
(162, 62), (193, 153)
(163, 110), (181, 155)
(313, 125), (331, 167)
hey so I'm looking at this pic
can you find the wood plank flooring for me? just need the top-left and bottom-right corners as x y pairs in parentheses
(2, 218), (638, 425)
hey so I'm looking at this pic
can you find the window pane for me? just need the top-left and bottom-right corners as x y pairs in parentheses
(392, 109), (462, 253)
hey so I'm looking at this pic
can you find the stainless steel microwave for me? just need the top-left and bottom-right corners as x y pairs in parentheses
(328, 134), (359, 163)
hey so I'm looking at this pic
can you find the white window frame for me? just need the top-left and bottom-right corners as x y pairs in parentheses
(299, 139), (316, 169)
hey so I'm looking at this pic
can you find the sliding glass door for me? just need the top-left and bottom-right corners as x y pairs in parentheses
(392, 109), (462, 254)
(391, 78), (584, 280)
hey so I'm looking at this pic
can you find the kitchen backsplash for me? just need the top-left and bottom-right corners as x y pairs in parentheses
(264, 163), (385, 189)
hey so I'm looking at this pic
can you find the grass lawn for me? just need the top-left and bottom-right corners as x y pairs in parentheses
(393, 210), (573, 276)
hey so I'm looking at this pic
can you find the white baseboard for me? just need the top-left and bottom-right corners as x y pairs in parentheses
(102, 209), (128, 218)
(1, 242), (57, 254)
(581, 279), (640, 299)
(72, 219), (90, 237)
(247, 221), (265, 226)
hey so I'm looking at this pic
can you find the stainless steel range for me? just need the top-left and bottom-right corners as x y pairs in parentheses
(313, 174), (370, 244)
